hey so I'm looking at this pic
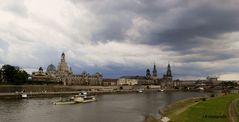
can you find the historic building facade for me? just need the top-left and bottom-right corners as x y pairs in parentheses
(161, 64), (174, 88)
(32, 53), (103, 85)
(117, 64), (159, 86)
(31, 67), (54, 81)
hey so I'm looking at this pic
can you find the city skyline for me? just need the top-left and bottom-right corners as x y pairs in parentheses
(1, 0), (239, 80)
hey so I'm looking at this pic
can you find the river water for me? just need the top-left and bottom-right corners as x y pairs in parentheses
(0, 91), (209, 122)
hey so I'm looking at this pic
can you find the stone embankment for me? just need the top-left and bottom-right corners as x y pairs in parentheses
(0, 85), (163, 98)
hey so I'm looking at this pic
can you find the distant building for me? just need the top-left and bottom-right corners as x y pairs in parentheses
(32, 67), (52, 81)
(32, 52), (103, 85)
(146, 69), (151, 79)
(206, 76), (219, 85)
(178, 80), (196, 87)
(102, 79), (118, 86)
(117, 76), (139, 86)
(46, 64), (57, 81)
(66, 72), (103, 86)
(118, 75), (155, 86)
(161, 64), (174, 87)
(117, 64), (159, 86)
(152, 64), (158, 80)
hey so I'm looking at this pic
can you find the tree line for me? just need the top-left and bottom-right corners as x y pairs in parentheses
(0, 64), (29, 85)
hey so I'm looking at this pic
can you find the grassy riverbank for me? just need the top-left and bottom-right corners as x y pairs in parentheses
(161, 94), (239, 122)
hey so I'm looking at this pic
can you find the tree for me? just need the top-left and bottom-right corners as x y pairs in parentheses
(2, 65), (16, 83)
(14, 70), (29, 85)
(0, 68), (2, 82)
(1, 64), (29, 85)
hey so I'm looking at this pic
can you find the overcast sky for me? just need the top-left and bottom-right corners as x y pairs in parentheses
(1, 0), (239, 80)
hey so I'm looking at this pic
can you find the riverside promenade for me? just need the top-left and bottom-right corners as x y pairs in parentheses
(0, 85), (163, 98)
(0, 89), (163, 98)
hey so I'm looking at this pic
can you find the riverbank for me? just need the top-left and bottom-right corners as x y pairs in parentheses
(0, 89), (168, 99)
(159, 93), (239, 122)
(0, 85), (179, 98)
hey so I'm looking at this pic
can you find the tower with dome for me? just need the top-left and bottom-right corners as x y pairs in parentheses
(31, 52), (103, 85)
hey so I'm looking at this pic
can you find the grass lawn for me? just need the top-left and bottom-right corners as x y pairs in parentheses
(236, 99), (239, 115)
(162, 97), (202, 118)
(169, 94), (239, 122)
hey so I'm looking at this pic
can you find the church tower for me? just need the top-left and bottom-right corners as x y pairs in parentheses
(166, 64), (172, 77)
(146, 69), (151, 79)
(152, 63), (158, 80)
(57, 52), (70, 73)
(163, 63), (173, 84)
(61, 52), (65, 62)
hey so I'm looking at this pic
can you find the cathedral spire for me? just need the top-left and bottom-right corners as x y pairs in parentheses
(146, 69), (151, 78)
(61, 52), (65, 62)
(166, 63), (172, 77)
(58, 52), (69, 73)
(152, 63), (158, 79)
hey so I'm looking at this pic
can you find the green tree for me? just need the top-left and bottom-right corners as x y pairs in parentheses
(1, 64), (29, 85)
(0, 68), (2, 82)
(14, 70), (29, 85)
(2, 65), (16, 82)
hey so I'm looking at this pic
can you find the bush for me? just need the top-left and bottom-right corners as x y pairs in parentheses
(201, 97), (207, 101)
(210, 94), (215, 97)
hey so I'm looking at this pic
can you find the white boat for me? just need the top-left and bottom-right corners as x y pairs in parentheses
(159, 89), (165, 92)
(53, 101), (76, 105)
(78, 91), (88, 96)
(72, 95), (84, 103)
(73, 95), (96, 103)
(53, 98), (76, 105)
(198, 87), (204, 91)
(81, 96), (96, 103)
(21, 93), (28, 98)
(54, 92), (96, 105)
(137, 89), (144, 93)
(137, 90), (143, 93)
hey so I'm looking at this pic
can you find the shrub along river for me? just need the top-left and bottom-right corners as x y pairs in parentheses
(0, 91), (210, 122)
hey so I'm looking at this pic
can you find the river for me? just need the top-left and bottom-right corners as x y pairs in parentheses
(0, 91), (209, 122)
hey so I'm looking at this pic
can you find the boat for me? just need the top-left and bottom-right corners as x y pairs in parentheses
(81, 96), (96, 103)
(137, 89), (144, 93)
(53, 92), (96, 105)
(73, 94), (96, 103)
(53, 101), (76, 105)
(21, 93), (28, 98)
(197, 87), (204, 91)
(53, 97), (76, 105)
(79, 91), (87, 96)
(159, 89), (165, 92)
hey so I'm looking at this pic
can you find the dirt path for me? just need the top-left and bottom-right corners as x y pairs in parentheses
(228, 98), (239, 122)
(161, 98), (201, 122)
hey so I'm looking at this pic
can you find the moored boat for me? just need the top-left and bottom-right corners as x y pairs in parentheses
(159, 89), (165, 92)
(21, 93), (28, 98)
(53, 97), (76, 105)
(137, 89), (144, 93)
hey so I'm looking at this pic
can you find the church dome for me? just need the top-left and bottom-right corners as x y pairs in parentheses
(47, 64), (56, 72)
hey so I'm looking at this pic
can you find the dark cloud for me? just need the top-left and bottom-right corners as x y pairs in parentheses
(149, 1), (239, 48)
(71, 0), (239, 64)
(72, 0), (239, 51)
